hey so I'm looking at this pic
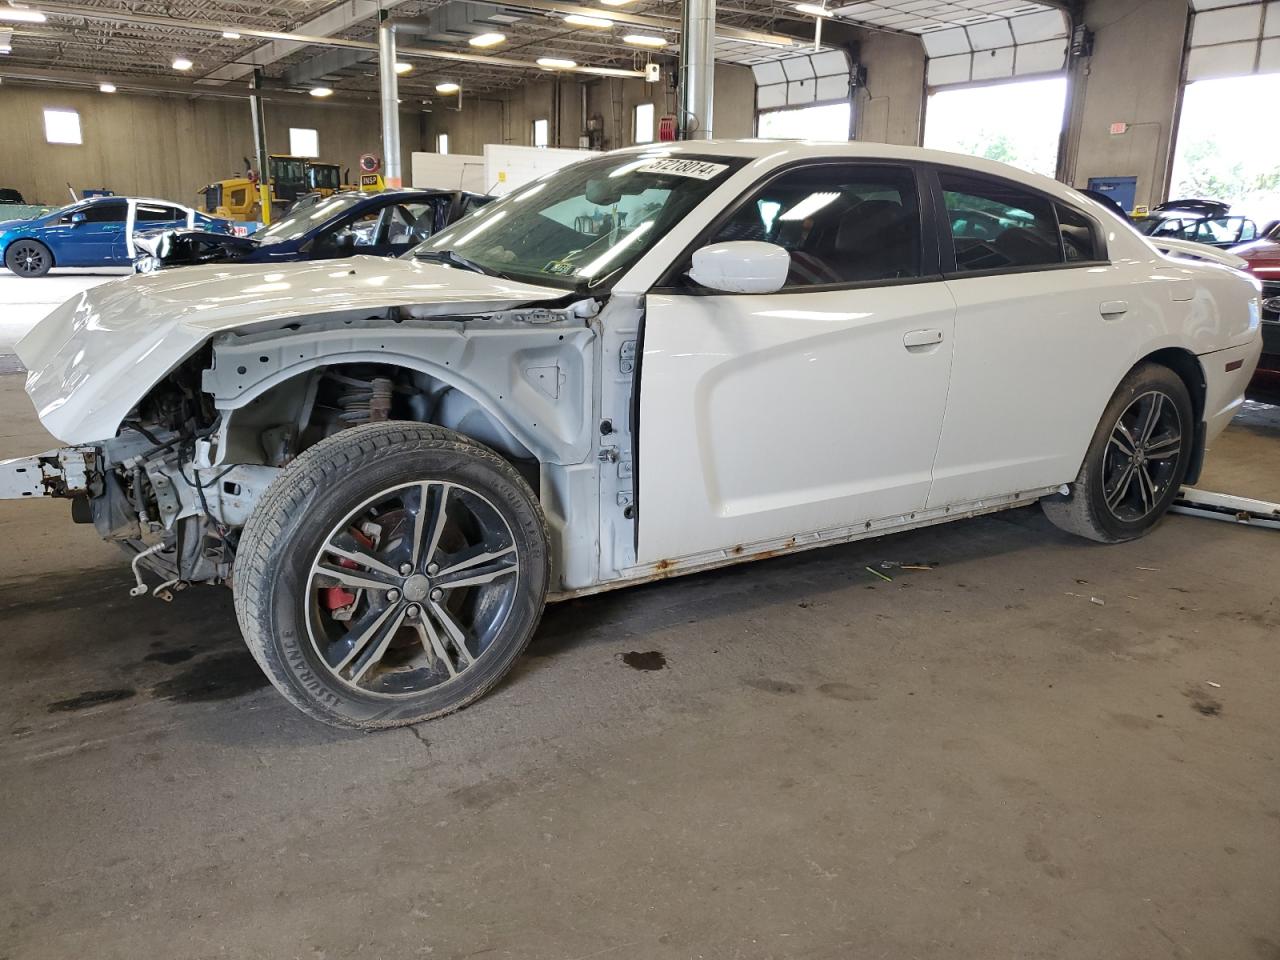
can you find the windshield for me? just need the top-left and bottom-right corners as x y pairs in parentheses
(253, 193), (368, 244)
(408, 153), (743, 291)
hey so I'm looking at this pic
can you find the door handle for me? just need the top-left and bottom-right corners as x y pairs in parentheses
(1099, 300), (1128, 318)
(903, 328), (944, 349)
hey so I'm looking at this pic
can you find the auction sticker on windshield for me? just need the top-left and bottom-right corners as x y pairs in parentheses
(635, 158), (729, 180)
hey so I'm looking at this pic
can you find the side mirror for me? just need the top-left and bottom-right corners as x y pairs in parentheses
(69, 211), (87, 226)
(689, 241), (790, 294)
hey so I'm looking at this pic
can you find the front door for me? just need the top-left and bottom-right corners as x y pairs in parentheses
(636, 162), (956, 564)
(46, 199), (128, 266)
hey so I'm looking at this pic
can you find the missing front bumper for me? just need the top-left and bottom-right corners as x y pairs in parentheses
(0, 448), (100, 500)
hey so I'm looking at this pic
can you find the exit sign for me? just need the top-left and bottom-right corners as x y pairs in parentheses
(1109, 121), (1128, 135)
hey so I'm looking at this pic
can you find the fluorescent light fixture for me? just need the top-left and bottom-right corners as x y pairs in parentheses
(98, 82), (116, 92)
(0, 7), (45, 22)
(435, 81), (460, 94)
(171, 56), (193, 70)
(599, 0), (633, 6)
(309, 86), (333, 97)
(564, 13), (611, 27)
(221, 30), (241, 39)
(0, 45), (10, 54)
(468, 32), (505, 46)
(394, 61), (412, 74)
(779, 191), (839, 221)
(623, 33), (666, 47)
(794, 3), (833, 15)
(536, 57), (576, 69)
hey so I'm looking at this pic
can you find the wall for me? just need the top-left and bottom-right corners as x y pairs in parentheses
(423, 62), (755, 156)
(1064, 0), (1190, 206)
(0, 84), (423, 205)
(854, 30), (926, 146)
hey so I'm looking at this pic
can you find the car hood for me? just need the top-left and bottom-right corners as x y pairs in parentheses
(0, 217), (35, 232)
(17, 255), (569, 445)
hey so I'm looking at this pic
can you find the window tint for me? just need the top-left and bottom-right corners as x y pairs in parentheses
(79, 200), (127, 223)
(1055, 203), (1100, 262)
(136, 204), (183, 222)
(707, 164), (921, 287)
(939, 173), (1061, 272)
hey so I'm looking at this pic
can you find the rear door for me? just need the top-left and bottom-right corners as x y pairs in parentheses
(636, 161), (957, 564)
(925, 168), (1145, 507)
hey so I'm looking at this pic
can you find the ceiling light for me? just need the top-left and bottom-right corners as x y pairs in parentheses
(623, 33), (666, 47)
(98, 82), (116, 92)
(0, 7), (45, 23)
(171, 56), (193, 70)
(794, 3), (834, 15)
(221, 30), (241, 39)
(468, 32), (505, 47)
(0, 45), (11, 54)
(394, 61), (412, 74)
(564, 13), (611, 27)
(536, 57), (576, 69)
(599, 0), (634, 6)
(435, 82), (460, 94)
(309, 86), (333, 97)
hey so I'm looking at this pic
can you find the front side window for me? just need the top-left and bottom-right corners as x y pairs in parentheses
(939, 172), (1062, 272)
(704, 164), (921, 287)
(254, 193), (367, 244)
(78, 200), (127, 224)
(412, 153), (743, 291)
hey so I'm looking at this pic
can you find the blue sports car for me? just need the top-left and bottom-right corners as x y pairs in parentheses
(134, 189), (492, 272)
(0, 195), (231, 277)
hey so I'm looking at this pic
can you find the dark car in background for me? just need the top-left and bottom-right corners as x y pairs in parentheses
(1231, 220), (1280, 398)
(135, 189), (491, 272)
(1133, 198), (1259, 249)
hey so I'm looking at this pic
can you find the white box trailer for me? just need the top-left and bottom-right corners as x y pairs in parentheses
(482, 144), (597, 197)
(410, 153), (487, 193)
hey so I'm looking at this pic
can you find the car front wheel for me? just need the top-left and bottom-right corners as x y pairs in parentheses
(1041, 362), (1194, 543)
(234, 422), (550, 729)
(5, 239), (53, 277)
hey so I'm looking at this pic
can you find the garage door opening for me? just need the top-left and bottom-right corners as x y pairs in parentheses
(757, 102), (852, 141)
(1170, 73), (1280, 227)
(923, 76), (1067, 178)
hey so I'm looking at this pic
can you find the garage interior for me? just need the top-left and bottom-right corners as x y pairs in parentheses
(2, 0), (1279, 957)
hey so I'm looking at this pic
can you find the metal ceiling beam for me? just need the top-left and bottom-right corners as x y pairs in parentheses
(32, 2), (646, 81)
(418, 0), (797, 47)
(0, 63), (383, 103)
(281, 46), (374, 86)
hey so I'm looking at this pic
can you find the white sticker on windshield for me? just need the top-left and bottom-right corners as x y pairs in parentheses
(634, 158), (729, 180)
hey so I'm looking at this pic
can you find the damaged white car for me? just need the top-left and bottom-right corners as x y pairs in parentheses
(2, 141), (1262, 728)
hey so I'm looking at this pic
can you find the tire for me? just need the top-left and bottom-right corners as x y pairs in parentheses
(234, 422), (550, 729)
(1041, 363), (1194, 543)
(5, 239), (53, 277)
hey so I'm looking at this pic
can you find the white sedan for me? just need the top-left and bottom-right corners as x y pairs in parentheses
(2, 141), (1262, 727)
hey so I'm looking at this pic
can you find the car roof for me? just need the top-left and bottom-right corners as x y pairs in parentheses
(610, 139), (1088, 207)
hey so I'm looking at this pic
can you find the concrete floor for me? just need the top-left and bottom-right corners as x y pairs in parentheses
(1, 293), (1278, 957)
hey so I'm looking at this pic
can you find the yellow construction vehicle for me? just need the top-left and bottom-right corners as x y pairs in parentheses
(198, 154), (310, 222)
(305, 161), (344, 197)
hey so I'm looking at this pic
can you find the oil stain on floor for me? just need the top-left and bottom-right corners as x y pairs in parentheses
(622, 650), (667, 671)
(47, 688), (137, 712)
(150, 650), (271, 703)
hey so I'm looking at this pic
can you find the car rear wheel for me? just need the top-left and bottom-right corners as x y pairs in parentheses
(5, 239), (53, 277)
(1041, 363), (1194, 543)
(234, 422), (550, 729)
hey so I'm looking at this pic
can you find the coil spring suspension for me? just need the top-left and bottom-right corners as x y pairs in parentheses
(332, 374), (393, 424)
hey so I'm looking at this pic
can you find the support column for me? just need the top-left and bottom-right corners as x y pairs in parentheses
(677, 0), (716, 139)
(249, 71), (272, 224)
(378, 16), (403, 187)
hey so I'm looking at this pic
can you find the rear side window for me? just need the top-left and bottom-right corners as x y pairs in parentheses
(136, 204), (183, 222)
(939, 173), (1061, 272)
(706, 163), (922, 287)
(1056, 203), (1101, 262)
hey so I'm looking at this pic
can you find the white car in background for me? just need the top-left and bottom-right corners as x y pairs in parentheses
(1, 141), (1262, 728)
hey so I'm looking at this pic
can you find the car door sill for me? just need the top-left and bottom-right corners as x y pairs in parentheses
(548, 484), (1062, 602)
